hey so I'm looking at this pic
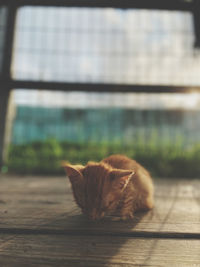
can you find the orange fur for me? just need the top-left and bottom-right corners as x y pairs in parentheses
(63, 154), (154, 221)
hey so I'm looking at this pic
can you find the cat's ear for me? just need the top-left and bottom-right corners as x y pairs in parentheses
(62, 163), (84, 182)
(111, 170), (134, 190)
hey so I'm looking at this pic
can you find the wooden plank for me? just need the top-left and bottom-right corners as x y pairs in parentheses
(0, 175), (78, 230)
(0, 176), (200, 235)
(0, 234), (199, 266)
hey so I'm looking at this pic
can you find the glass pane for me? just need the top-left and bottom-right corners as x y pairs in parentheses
(12, 7), (199, 86)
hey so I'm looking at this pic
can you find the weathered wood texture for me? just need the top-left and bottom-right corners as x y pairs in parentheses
(0, 175), (200, 266)
(0, 176), (200, 234)
(0, 235), (199, 266)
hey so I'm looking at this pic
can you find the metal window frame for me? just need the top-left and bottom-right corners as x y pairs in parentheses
(0, 0), (194, 10)
(0, 0), (200, 168)
(0, 0), (200, 94)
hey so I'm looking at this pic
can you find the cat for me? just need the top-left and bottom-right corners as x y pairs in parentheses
(62, 154), (154, 221)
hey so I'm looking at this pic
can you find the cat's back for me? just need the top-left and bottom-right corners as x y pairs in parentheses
(102, 154), (138, 170)
(102, 154), (151, 178)
(103, 155), (154, 209)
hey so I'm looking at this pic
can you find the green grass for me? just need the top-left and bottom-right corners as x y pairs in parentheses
(4, 138), (200, 178)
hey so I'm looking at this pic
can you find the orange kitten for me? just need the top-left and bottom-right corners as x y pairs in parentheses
(63, 154), (154, 221)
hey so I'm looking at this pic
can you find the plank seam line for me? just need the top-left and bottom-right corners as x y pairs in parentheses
(0, 228), (199, 239)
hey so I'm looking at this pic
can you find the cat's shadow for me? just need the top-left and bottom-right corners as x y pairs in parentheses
(46, 210), (149, 266)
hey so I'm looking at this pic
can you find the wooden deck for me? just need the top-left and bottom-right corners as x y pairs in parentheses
(0, 175), (200, 266)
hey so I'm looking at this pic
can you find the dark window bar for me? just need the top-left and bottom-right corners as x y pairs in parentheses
(1, 5), (16, 80)
(0, 80), (200, 94)
(193, 0), (200, 47)
(0, 0), (194, 11)
(0, 4), (16, 168)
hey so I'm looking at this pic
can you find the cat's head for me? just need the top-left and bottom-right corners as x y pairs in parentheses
(63, 162), (134, 220)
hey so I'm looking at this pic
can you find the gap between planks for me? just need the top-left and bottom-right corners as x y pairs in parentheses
(0, 227), (200, 240)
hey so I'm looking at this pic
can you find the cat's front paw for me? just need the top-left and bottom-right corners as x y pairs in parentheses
(121, 212), (134, 221)
(110, 216), (121, 221)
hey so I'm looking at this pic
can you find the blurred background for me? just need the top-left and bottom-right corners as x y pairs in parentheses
(1, 1), (200, 177)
